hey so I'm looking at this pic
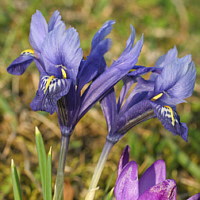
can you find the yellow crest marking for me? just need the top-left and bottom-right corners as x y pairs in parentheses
(21, 49), (34, 55)
(83, 55), (87, 60)
(61, 68), (67, 79)
(164, 105), (175, 126)
(44, 75), (55, 94)
(151, 93), (163, 101)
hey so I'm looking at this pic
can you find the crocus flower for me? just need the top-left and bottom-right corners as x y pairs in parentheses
(114, 145), (200, 200)
(101, 46), (196, 143)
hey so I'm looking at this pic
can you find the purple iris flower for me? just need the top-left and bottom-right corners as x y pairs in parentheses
(114, 145), (200, 200)
(7, 11), (144, 136)
(101, 46), (196, 143)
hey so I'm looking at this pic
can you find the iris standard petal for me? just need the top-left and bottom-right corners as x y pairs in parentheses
(165, 61), (196, 105)
(139, 160), (166, 196)
(138, 179), (177, 200)
(61, 27), (83, 83)
(30, 73), (71, 114)
(187, 193), (200, 200)
(78, 31), (143, 120)
(114, 161), (139, 200)
(78, 20), (114, 90)
(29, 10), (48, 53)
(150, 46), (178, 81)
(117, 75), (138, 112)
(48, 10), (63, 32)
(154, 55), (192, 96)
(7, 52), (34, 75)
(150, 102), (188, 141)
(100, 88), (117, 133)
(78, 38), (112, 90)
(91, 20), (115, 52)
(117, 145), (130, 178)
(40, 23), (66, 76)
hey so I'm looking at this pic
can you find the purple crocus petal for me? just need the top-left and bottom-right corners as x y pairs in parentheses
(61, 27), (83, 83)
(139, 160), (166, 196)
(30, 73), (71, 114)
(100, 87), (117, 133)
(110, 100), (154, 142)
(150, 46), (178, 81)
(117, 145), (130, 178)
(78, 30), (143, 121)
(40, 23), (66, 77)
(117, 75), (138, 112)
(138, 179), (177, 200)
(7, 53), (34, 75)
(91, 20), (115, 51)
(114, 161), (139, 200)
(29, 10), (48, 53)
(150, 102), (188, 141)
(48, 10), (64, 32)
(187, 193), (200, 200)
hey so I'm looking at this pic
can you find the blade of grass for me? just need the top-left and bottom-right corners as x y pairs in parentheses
(165, 138), (200, 179)
(35, 127), (47, 199)
(11, 159), (22, 200)
(46, 146), (52, 200)
(105, 188), (114, 200)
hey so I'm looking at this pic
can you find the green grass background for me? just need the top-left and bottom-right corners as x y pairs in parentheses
(0, 0), (200, 199)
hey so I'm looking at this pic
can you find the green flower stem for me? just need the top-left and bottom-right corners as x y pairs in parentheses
(53, 135), (70, 200)
(86, 140), (114, 200)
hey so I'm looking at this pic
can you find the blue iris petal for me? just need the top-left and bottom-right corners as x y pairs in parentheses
(150, 102), (188, 141)
(29, 10), (48, 53)
(30, 73), (72, 114)
(7, 53), (34, 75)
(48, 10), (64, 32)
(78, 26), (143, 120)
(78, 20), (115, 90)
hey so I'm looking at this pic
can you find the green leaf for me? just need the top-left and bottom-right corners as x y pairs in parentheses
(105, 188), (114, 200)
(46, 146), (52, 200)
(35, 127), (47, 199)
(11, 159), (22, 200)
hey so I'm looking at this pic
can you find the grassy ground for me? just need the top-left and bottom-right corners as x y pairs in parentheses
(0, 0), (200, 199)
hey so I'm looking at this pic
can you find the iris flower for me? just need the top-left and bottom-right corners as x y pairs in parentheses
(101, 46), (196, 143)
(87, 46), (196, 197)
(7, 11), (144, 199)
(114, 145), (200, 200)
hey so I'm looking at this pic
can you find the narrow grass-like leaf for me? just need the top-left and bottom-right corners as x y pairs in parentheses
(35, 127), (47, 199)
(105, 188), (114, 200)
(11, 159), (22, 200)
(165, 138), (200, 179)
(46, 146), (52, 200)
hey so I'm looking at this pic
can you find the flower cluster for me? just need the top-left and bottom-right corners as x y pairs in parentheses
(115, 146), (200, 200)
(7, 10), (197, 200)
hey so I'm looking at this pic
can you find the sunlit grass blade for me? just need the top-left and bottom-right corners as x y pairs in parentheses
(105, 188), (114, 200)
(35, 126), (47, 199)
(46, 146), (52, 200)
(11, 159), (22, 200)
